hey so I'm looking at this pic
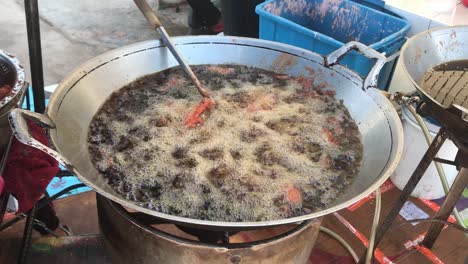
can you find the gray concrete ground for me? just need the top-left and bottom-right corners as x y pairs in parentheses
(0, 0), (190, 85)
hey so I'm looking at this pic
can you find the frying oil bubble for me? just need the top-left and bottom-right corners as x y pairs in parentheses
(88, 65), (362, 222)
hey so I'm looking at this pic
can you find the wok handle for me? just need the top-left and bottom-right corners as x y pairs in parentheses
(325, 41), (387, 90)
(134, 0), (162, 29)
(8, 109), (70, 166)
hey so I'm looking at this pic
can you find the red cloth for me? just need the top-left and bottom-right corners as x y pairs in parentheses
(210, 20), (224, 33)
(2, 121), (59, 213)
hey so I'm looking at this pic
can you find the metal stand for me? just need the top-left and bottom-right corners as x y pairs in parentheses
(372, 128), (448, 247)
(0, 136), (15, 225)
(370, 99), (468, 260)
(18, 205), (37, 264)
(422, 158), (468, 248)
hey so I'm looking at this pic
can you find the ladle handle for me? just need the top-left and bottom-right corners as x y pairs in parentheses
(133, 0), (211, 98)
(133, 0), (162, 29)
(325, 41), (387, 90)
(9, 109), (70, 166)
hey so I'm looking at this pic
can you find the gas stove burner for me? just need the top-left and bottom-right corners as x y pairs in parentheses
(96, 194), (322, 264)
(174, 225), (235, 244)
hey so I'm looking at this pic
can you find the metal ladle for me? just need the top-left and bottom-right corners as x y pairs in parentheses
(133, 0), (211, 98)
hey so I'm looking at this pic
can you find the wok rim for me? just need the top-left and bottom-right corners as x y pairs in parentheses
(47, 36), (404, 229)
(0, 50), (26, 110)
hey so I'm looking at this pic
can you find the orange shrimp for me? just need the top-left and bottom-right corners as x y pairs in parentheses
(184, 97), (215, 128)
(286, 186), (302, 203)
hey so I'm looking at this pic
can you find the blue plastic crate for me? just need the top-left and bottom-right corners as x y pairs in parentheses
(256, 0), (410, 90)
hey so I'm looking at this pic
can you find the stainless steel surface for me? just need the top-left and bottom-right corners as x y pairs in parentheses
(134, 0), (211, 98)
(325, 41), (387, 90)
(97, 194), (322, 264)
(9, 109), (69, 167)
(9, 36), (403, 230)
(400, 25), (468, 115)
(0, 50), (26, 156)
(0, 50), (25, 111)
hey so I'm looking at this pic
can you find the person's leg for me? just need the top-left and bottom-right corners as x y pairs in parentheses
(186, 0), (221, 26)
(188, 9), (206, 35)
(33, 194), (60, 235)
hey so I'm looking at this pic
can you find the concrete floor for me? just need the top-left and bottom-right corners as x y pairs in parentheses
(0, 0), (190, 86)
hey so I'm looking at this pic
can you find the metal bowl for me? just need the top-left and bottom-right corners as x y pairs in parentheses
(400, 25), (468, 114)
(0, 50), (25, 114)
(1, 50), (25, 154)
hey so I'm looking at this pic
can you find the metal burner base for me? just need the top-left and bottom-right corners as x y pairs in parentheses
(96, 194), (321, 264)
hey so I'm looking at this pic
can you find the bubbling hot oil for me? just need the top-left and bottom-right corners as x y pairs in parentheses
(88, 65), (362, 222)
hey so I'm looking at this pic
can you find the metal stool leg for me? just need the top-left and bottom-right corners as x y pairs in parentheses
(0, 193), (9, 225)
(422, 167), (468, 248)
(18, 205), (37, 264)
(0, 135), (15, 225)
(372, 128), (448, 249)
(25, 0), (46, 114)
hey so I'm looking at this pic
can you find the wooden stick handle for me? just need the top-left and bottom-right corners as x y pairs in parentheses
(133, 0), (162, 29)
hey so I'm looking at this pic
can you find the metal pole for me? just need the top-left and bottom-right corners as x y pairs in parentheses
(372, 128), (448, 249)
(17, 205), (37, 264)
(0, 130), (15, 225)
(24, 0), (46, 113)
(422, 166), (468, 248)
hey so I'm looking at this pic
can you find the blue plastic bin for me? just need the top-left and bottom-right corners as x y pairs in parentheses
(255, 0), (410, 90)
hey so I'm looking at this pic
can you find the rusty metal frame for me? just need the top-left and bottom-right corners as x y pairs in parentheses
(422, 155), (468, 248)
(25, 0), (45, 114)
(372, 127), (449, 249)
(370, 96), (468, 261)
(0, 136), (14, 225)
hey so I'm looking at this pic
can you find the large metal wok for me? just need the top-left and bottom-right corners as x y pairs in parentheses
(9, 37), (403, 230)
